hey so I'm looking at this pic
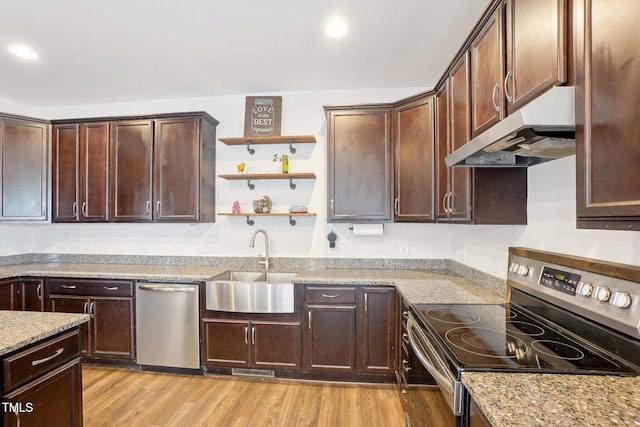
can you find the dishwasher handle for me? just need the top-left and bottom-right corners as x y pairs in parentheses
(138, 284), (197, 293)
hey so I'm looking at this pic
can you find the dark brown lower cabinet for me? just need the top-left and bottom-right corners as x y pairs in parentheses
(469, 397), (492, 427)
(304, 304), (357, 372)
(303, 285), (397, 378)
(203, 319), (302, 370)
(2, 329), (83, 427)
(48, 278), (135, 361)
(0, 278), (44, 311)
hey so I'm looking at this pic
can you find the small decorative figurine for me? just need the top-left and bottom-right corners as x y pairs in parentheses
(253, 196), (272, 213)
(237, 162), (245, 173)
(232, 201), (241, 214)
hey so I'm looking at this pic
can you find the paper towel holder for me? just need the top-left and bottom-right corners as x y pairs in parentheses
(349, 224), (384, 235)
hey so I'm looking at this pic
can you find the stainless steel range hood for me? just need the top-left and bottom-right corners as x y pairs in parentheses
(445, 86), (576, 167)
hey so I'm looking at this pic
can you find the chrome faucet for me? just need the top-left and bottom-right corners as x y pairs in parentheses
(249, 229), (270, 271)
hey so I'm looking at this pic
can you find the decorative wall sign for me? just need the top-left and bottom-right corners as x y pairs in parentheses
(244, 96), (282, 137)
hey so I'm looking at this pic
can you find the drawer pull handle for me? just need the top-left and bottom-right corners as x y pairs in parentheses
(104, 286), (119, 291)
(322, 294), (340, 298)
(32, 348), (64, 366)
(402, 310), (409, 319)
(402, 359), (411, 373)
(61, 285), (77, 289)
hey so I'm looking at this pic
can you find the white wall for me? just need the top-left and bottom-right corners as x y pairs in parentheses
(0, 89), (638, 277)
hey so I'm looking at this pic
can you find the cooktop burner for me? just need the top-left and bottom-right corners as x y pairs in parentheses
(412, 303), (634, 373)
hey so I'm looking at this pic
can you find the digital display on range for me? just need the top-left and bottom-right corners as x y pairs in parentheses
(539, 267), (581, 295)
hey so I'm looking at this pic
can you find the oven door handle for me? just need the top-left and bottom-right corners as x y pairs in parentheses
(407, 315), (456, 394)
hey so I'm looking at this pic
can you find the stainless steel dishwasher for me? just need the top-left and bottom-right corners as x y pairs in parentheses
(136, 282), (200, 371)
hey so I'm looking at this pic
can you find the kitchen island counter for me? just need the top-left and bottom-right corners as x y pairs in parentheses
(0, 310), (89, 356)
(462, 371), (640, 427)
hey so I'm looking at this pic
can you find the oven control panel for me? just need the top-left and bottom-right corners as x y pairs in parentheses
(508, 255), (640, 340)
(538, 267), (581, 296)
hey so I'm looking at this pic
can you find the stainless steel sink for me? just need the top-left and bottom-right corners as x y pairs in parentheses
(225, 271), (297, 283)
(206, 281), (294, 313)
(206, 271), (297, 313)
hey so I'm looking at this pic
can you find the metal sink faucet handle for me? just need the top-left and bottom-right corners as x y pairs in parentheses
(249, 229), (270, 271)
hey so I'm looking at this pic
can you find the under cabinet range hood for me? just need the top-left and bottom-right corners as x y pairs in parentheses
(445, 86), (576, 167)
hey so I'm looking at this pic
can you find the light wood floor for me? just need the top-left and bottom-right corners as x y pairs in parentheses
(82, 366), (405, 427)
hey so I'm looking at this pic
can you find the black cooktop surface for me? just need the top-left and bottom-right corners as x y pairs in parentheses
(412, 303), (636, 374)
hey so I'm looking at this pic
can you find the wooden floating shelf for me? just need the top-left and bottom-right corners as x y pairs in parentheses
(218, 135), (316, 145)
(219, 212), (317, 226)
(219, 173), (316, 190)
(218, 135), (316, 155)
(219, 173), (316, 180)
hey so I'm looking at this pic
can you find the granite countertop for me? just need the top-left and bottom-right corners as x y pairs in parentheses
(462, 372), (640, 426)
(0, 310), (90, 357)
(294, 268), (504, 304)
(0, 263), (230, 282)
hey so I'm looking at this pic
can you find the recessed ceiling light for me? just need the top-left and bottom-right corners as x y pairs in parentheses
(325, 17), (349, 38)
(8, 44), (38, 60)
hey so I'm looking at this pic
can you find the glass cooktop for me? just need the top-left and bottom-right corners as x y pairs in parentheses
(412, 303), (636, 374)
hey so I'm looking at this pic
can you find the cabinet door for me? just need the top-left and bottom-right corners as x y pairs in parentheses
(394, 96), (435, 222)
(360, 287), (396, 374)
(91, 296), (135, 359)
(576, 0), (640, 228)
(435, 83), (450, 221)
(304, 304), (357, 372)
(52, 124), (80, 222)
(448, 54), (472, 221)
(326, 106), (393, 222)
(0, 118), (48, 220)
(505, 0), (567, 112)
(154, 117), (200, 221)
(79, 122), (110, 221)
(3, 358), (83, 427)
(50, 297), (91, 356)
(203, 319), (250, 367)
(0, 279), (18, 310)
(471, 6), (505, 137)
(251, 321), (301, 369)
(111, 120), (153, 221)
(19, 279), (44, 311)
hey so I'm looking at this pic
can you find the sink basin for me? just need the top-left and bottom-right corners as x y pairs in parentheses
(229, 271), (266, 282)
(206, 281), (294, 313)
(224, 271), (297, 283)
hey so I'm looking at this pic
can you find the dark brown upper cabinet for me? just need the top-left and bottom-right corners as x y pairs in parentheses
(53, 112), (217, 223)
(393, 94), (435, 222)
(52, 122), (110, 222)
(576, 0), (640, 230)
(471, 6), (505, 137)
(0, 114), (49, 221)
(437, 54), (528, 225)
(443, 53), (473, 222)
(111, 120), (154, 222)
(504, 0), (568, 112)
(325, 105), (393, 222)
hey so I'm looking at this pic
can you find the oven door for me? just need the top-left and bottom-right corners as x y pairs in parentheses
(407, 313), (465, 417)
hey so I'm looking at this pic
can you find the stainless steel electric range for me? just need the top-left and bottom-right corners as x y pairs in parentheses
(406, 247), (640, 426)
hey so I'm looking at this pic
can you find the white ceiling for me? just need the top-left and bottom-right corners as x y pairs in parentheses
(0, 0), (491, 107)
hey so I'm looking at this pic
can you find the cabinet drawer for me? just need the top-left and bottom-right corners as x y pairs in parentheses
(48, 278), (134, 297)
(3, 329), (81, 392)
(305, 287), (356, 303)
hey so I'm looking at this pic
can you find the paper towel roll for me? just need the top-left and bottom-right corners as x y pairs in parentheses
(351, 224), (384, 236)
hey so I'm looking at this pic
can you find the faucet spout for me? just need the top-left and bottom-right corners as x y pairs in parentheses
(249, 229), (270, 271)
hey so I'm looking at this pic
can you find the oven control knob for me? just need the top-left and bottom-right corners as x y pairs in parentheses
(517, 265), (529, 276)
(610, 292), (632, 309)
(509, 263), (520, 273)
(593, 286), (611, 302)
(576, 281), (593, 297)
